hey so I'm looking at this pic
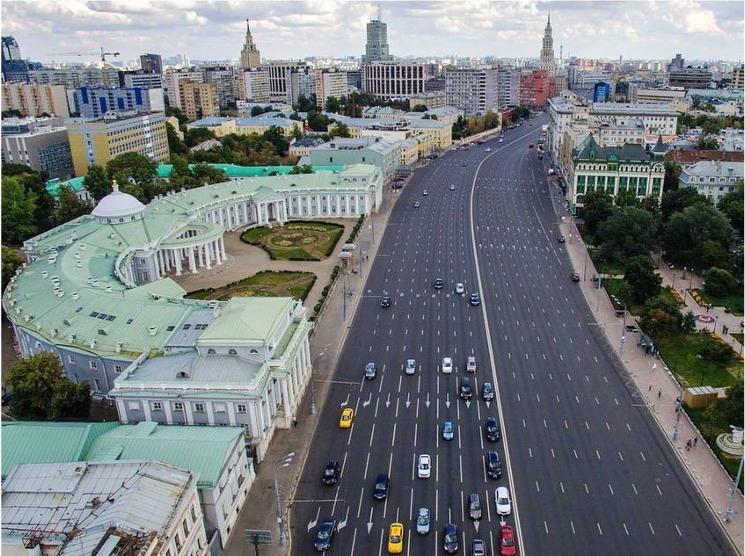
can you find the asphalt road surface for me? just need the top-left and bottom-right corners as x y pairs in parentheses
(290, 116), (735, 556)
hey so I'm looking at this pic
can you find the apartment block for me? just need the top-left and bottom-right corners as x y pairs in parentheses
(315, 69), (348, 107)
(2, 83), (69, 117)
(179, 80), (219, 120)
(267, 61), (307, 104)
(1, 125), (73, 179)
(164, 69), (202, 108)
(409, 91), (446, 110)
(74, 86), (165, 119)
(668, 67), (712, 89)
(238, 69), (270, 102)
(122, 70), (164, 89)
(445, 67), (498, 115)
(363, 61), (426, 99)
(520, 70), (555, 108)
(28, 66), (120, 88)
(67, 111), (169, 176)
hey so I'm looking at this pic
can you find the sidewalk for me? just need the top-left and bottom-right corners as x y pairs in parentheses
(222, 184), (399, 556)
(552, 184), (744, 553)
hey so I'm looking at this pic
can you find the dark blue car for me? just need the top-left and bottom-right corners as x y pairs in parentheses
(314, 519), (337, 551)
(373, 472), (389, 500)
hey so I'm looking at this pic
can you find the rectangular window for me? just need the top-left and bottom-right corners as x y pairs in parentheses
(191, 505), (198, 522)
(128, 402), (139, 411)
(173, 402), (184, 411)
(89, 361), (98, 370)
(194, 403), (205, 412)
(214, 403), (226, 413)
(237, 404), (247, 413)
(115, 365), (123, 373)
(182, 519), (190, 537)
(93, 379), (100, 392)
(68, 355), (76, 364)
(152, 401), (163, 411)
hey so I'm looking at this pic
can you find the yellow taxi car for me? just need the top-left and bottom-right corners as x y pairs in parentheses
(339, 407), (354, 429)
(388, 522), (404, 554)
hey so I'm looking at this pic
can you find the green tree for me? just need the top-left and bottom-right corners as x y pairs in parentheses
(718, 181), (744, 234)
(324, 96), (342, 114)
(119, 181), (146, 203)
(597, 207), (659, 261)
(307, 111), (331, 132)
(184, 127), (217, 148)
(483, 111), (500, 130)
(452, 115), (469, 140)
(1, 176), (38, 245)
(192, 163), (227, 185)
(720, 382), (744, 428)
(83, 164), (112, 202)
(697, 134), (719, 150)
(49, 379), (92, 420)
(294, 94), (314, 112)
(663, 161), (682, 193)
(166, 122), (188, 155)
(662, 204), (733, 267)
(329, 121), (351, 138)
(54, 184), (92, 226)
(412, 104), (428, 112)
(289, 164), (314, 175)
(106, 152), (157, 190)
(580, 190), (615, 238)
(624, 255), (662, 303)
(660, 186), (709, 221)
(2, 108), (23, 117)
(640, 294), (683, 338)
(702, 339), (734, 364)
(640, 196), (661, 217)
(705, 267), (738, 297)
(611, 280), (635, 308)
(2, 163), (36, 176)
(682, 310), (697, 334)
(691, 95), (703, 110)
(290, 124), (303, 140)
(6, 352), (64, 419)
(2, 245), (23, 289)
(696, 239), (732, 272)
(262, 125), (290, 155)
(615, 189), (640, 208)
(165, 105), (188, 127)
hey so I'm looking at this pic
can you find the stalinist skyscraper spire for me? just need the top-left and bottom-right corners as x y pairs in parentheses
(539, 12), (555, 72)
(240, 19), (261, 70)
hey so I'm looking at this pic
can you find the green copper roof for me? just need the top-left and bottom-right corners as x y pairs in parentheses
(197, 297), (294, 345)
(575, 134), (655, 163)
(1, 421), (119, 479)
(45, 177), (86, 197)
(156, 163), (345, 179)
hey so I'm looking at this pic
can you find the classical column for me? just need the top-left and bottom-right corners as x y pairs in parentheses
(220, 236), (226, 259)
(364, 195), (369, 214)
(197, 243), (204, 268)
(281, 379), (291, 420)
(282, 200), (288, 221)
(345, 195), (350, 215)
(326, 195), (331, 215)
(214, 240), (222, 265)
(188, 246), (197, 274)
(316, 195), (321, 216)
(243, 203), (249, 223)
(204, 243), (212, 270)
(174, 249), (182, 276)
(218, 208), (224, 227)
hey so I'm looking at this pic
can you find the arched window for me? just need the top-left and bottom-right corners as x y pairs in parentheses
(249, 348), (259, 355)
(207, 348), (216, 355)
(176, 371), (190, 379)
(228, 349), (237, 355)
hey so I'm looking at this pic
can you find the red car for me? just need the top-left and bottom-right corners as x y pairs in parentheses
(500, 524), (517, 555)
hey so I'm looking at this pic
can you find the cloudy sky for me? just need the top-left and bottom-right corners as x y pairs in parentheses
(2, 1), (743, 64)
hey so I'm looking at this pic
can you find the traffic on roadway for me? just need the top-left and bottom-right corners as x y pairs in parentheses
(291, 116), (735, 555)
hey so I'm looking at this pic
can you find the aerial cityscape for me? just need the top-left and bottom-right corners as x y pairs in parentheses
(0, 1), (743, 556)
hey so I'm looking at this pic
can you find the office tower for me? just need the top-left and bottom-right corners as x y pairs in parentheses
(140, 53), (163, 74)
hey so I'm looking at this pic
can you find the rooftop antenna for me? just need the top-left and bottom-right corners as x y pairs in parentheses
(377, 2), (382, 21)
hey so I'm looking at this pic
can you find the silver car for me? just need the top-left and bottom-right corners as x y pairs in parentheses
(405, 359), (416, 375)
(416, 507), (431, 534)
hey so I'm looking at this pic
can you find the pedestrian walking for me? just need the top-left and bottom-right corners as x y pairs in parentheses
(693, 437), (698, 447)
(648, 383), (653, 392)
(685, 439), (691, 451)
(657, 388), (662, 399)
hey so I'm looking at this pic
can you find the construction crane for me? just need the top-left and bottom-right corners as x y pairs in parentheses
(45, 47), (120, 63)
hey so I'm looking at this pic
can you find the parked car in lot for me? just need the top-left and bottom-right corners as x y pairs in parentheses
(443, 524), (459, 554)
(495, 486), (512, 515)
(499, 524), (517, 555)
(405, 359), (416, 375)
(373, 473), (389, 499)
(484, 417), (501, 442)
(481, 382), (495, 402)
(417, 454), (431, 478)
(365, 362), (377, 379)
(322, 460), (340, 485)
(466, 356), (477, 372)
(381, 295), (391, 308)
(314, 519), (337, 551)
(441, 357), (453, 373)
(416, 508), (431, 534)
(442, 421), (454, 441)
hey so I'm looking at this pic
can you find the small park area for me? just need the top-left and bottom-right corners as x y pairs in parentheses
(693, 288), (744, 316)
(185, 270), (316, 301)
(656, 332), (742, 389)
(241, 221), (344, 261)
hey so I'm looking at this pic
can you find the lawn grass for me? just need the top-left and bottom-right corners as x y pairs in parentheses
(656, 332), (742, 388)
(316, 228), (344, 256)
(685, 406), (744, 491)
(241, 226), (273, 244)
(185, 271), (316, 301)
(604, 280), (680, 316)
(595, 259), (626, 276)
(731, 333), (744, 344)
(694, 288), (744, 316)
(240, 221), (343, 260)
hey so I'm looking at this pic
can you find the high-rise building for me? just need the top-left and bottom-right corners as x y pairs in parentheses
(163, 68), (201, 108)
(2, 83), (70, 117)
(593, 82), (611, 103)
(1, 123), (74, 179)
(240, 19), (261, 70)
(2, 35), (21, 61)
(669, 53), (685, 71)
(520, 69), (555, 108)
(668, 67), (712, 89)
(315, 69), (348, 107)
(291, 66), (317, 105)
(733, 65), (744, 91)
(122, 70), (163, 89)
(363, 7), (393, 64)
(539, 13), (555, 72)
(238, 69), (270, 102)
(67, 111), (169, 176)
(178, 80), (219, 120)
(496, 66), (521, 108)
(363, 61), (426, 100)
(445, 67), (498, 115)
(2, 36), (29, 82)
(74, 87), (165, 119)
(200, 65), (237, 108)
(140, 53), (163, 74)
(29, 66), (121, 89)
(266, 61), (308, 104)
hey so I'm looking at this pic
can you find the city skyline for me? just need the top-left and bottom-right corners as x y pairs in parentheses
(2, 1), (743, 65)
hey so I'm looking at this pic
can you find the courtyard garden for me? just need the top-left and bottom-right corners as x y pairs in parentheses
(185, 270), (316, 301)
(240, 221), (344, 261)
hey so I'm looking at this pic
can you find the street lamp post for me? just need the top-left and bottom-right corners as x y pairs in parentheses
(310, 343), (332, 415)
(724, 441), (744, 523)
(273, 452), (295, 547)
(618, 299), (629, 355)
(714, 315), (719, 335)
(672, 381), (684, 442)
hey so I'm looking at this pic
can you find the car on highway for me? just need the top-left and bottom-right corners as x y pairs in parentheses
(339, 408), (354, 429)
(466, 356), (477, 372)
(313, 518), (337, 551)
(557, 235), (565, 243)
(417, 454), (431, 478)
(381, 295), (391, 308)
(416, 508), (431, 534)
(472, 538), (487, 556)
(413, 201), (420, 208)
(495, 486), (511, 515)
(459, 377), (472, 400)
(486, 148), (491, 152)
(450, 184), (456, 190)
(373, 472), (389, 499)
(455, 282), (465, 294)
(461, 162), (467, 167)
(469, 292), (481, 306)
(423, 189), (428, 196)
(468, 493), (482, 520)
(571, 272), (580, 282)
(486, 450), (502, 479)
(528, 143), (534, 148)
(321, 460), (340, 485)
(481, 382), (495, 401)
(498, 138), (504, 143)
(405, 359), (416, 375)
(365, 362), (377, 379)
(442, 421), (454, 441)
(434, 278), (444, 289)
(443, 524), (459, 553)
(484, 417), (501, 442)
(499, 524), (517, 555)
(388, 522), (404, 554)
(442, 357), (453, 373)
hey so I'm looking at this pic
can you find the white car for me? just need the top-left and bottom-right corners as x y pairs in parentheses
(466, 356), (477, 373)
(417, 454), (431, 479)
(498, 138), (504, 143)
(495, 487), (511, 516)
(442, 357), (453, 374)
(405, 359), (416, 375)
(485, 148), (491, 152)
(449, 184), (456, 190)
(455, 283), (465, 295)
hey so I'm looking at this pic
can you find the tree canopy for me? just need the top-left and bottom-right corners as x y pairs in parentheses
(580, 190), (615, 238)
(623, 255), (662, 303)
(2, 245), (23, 289)
(662, 203), (733, 269)
(1, 175), (38, 245)
(596, 206), (659, 261)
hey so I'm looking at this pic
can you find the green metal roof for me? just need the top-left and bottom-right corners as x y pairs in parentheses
(156, 163), (345, 179)
(575, 134), (655, 163)
(1, 420), (245, 490)
(1, 421), (119, 479)
(45, 177), (87, 197)
(197, 297), (293, 345)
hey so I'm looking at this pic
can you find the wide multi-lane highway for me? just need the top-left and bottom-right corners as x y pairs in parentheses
(290, 116), (735, 555)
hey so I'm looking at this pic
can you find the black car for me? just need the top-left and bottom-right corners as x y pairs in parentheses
(314, 519), (337, 551)
(557, 235), (565, 243)
(373, 472), (389, 500)
(459, 377), (472, 400)
(321, 460), (340, 485)
(486, 450), (502, 479)
(484, 417), (501, 442)
(469, 292), (480, 306)
(381, 295), (391, 308)
(571, 272), (580, 282)
(434, 278), (444, 290)
(481, 382), (495, 402)
(443, 523), (459, 553)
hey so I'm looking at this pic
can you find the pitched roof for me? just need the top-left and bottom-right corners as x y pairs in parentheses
(575, 133), (655, 163)
(197, 297), (293, 345)
(665, 149), (744, 164)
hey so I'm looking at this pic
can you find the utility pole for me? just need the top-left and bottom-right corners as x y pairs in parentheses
(724, 446), (744, 522)
(273, 453), (295, 547)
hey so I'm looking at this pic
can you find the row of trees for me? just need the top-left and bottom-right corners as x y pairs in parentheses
(452, 112), (502, 140)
